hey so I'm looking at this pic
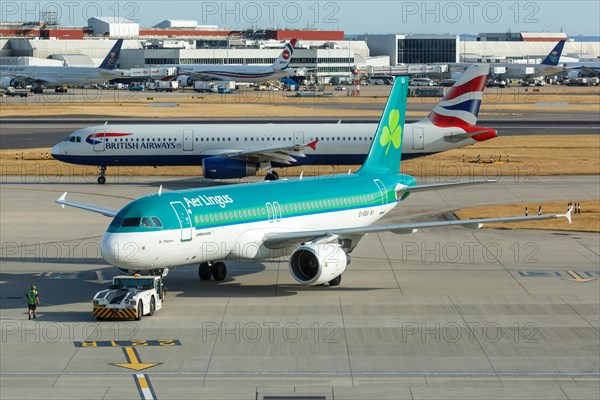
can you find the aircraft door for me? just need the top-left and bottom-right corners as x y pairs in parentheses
(183, 129), (193, 151)
(412, 127), (424, 150)
(373, 179), (387, 214)
(170, 201), (193, 242)
(93, 129), (105, 152)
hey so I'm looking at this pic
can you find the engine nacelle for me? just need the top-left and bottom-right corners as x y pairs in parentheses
(202, 157), (257, 179)
(115, 267), (138, 275)
(176, 75), (194, 87)
(567, 70), (581, 79)
(289, 243), (347, 285)
(1, 76), (16, 90)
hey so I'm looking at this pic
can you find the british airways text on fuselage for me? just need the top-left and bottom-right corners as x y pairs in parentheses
(105, 142), (177, 150)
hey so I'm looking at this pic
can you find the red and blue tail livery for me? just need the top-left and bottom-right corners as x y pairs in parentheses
(426, 64), (488, 127)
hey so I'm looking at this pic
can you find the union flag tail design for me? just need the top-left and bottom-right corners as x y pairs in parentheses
(426, 64), (489, 127)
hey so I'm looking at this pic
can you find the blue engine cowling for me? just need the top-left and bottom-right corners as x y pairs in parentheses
(202, 158), (257, 179)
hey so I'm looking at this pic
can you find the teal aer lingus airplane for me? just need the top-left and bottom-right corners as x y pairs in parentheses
(56, 76), (572, 286)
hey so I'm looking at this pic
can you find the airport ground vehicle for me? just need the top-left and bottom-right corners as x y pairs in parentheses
(410, 77), (435, 86)
(54, 85), (68, 93)
(486, 79), (507, 88)
(92, 275), (165, 320)
(128, 84), (144, 91)
(155, 80), (179, 92)
(4, 87), (30, 97)
(194, 81), (218, 93)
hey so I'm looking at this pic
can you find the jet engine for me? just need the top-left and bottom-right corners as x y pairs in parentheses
(289, 243), (348, 285)
(115, 267), (137, 275)
(175, 75), (194, 87)
(1, 76), (16, 89)
(566, 70), (581, 79)
(202, 158), (257, 179)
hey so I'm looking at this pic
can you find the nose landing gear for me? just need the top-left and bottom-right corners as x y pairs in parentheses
(97, 166), (107, 184)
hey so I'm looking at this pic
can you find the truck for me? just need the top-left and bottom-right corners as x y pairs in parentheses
(92, 275), (165, 320)
(193, 81), (218, 93)
(154, 80), (179, 92)
(4, 87), (31, 97)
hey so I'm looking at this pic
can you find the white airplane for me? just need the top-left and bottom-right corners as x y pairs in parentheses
(168, 39), (297, 87)
(448, 40), (566, 81)
(55, 76), (572, 285)
(0, 39), (124, 93)
(52, 65), (496, 184)
(562, 61), (600, 79)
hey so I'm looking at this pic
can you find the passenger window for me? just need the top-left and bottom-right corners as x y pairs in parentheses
(151, 217), (163, 228)
(141, 217), (154, 228)
(122, 217), (141, 227)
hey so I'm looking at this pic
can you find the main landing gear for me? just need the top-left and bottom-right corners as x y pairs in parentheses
(97, 166), (107, 184)
(265, 170), (279, 181)
(198, 262), (227, 281)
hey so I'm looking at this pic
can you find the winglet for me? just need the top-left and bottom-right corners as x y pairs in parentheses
(562, 206), (573, 224)
(57, 192), (67, 208)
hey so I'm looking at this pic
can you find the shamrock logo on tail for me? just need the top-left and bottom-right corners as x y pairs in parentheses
(379, 109), (402, 156)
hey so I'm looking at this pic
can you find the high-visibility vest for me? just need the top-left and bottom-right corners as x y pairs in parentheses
(26, 290), (38, 305)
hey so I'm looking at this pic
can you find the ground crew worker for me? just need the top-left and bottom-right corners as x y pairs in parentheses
(26, 285), (40, 320)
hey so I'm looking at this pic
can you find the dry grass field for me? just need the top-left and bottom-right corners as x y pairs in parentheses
(456, 200), (600, 233)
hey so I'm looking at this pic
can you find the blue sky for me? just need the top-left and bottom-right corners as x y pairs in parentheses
(2, 1), (599, 36)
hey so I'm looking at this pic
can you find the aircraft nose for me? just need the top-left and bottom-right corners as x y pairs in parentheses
(50, 143), (61, 156)
(101, 232), (145, 270)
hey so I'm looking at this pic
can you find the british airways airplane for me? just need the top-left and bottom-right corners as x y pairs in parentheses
(0, 39), (124, 93)
(169, 39), (297, 87)
(51, 65), (496, 184)
(56, 76), (571, 286)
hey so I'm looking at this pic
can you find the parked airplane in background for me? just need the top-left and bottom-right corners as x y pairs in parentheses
(56, 76), (571, 285)
(168, 39), (297, 86)
(562, 61), (600, 78)
(0, 39), (124, 93)
(448, 40), (566, 81)
(51, 65), (496, 184)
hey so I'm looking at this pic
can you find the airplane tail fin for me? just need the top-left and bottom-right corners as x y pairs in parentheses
(425, 64), (489, 127)
(357, 76), (409, 175)
(423, 64), (496, 142)
(99, 39), (124, 70)
(541, 40), (566, 66)
(272, 39), (296, 70)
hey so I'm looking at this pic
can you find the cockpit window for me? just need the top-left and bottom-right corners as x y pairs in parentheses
(151, 217), (163, 228)
(76, 136), (81, 142)
(141, 217), (154, 228)
(122, 217), (141, 227)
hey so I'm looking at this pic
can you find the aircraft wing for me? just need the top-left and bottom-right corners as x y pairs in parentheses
(398, 179), (496, 194)
(262, 208), (572, 249)
(216, 140), (319, 165)
(55, 192), (118, 217)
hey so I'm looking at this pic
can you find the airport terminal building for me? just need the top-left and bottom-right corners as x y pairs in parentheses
(1, 18), (599, 81)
